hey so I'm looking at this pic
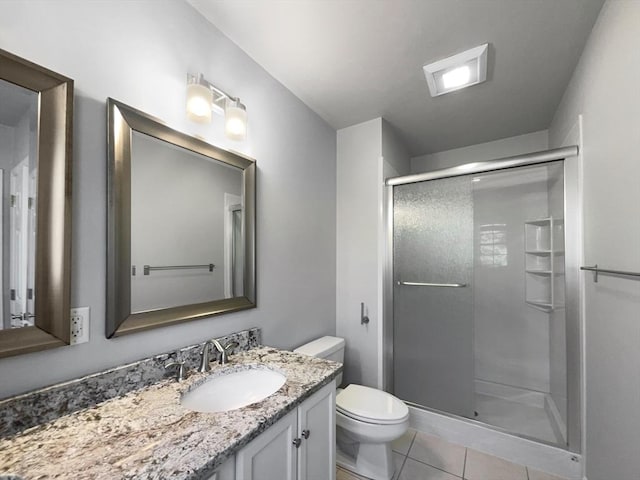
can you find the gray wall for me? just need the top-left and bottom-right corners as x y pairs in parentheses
(336, 118), (382, 388)
(381, 120), (411, 179)
(549, 2), (640, 478)
(336, 118), (410, 389)
(0, 0), (336, 399)
(411, 130), (548, 173)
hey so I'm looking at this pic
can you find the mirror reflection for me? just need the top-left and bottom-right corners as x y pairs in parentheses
(0, 79), (38, 330)
(107, 98), (255, 338)
(130, 132), (245, 313)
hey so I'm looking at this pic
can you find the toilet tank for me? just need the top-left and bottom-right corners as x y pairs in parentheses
(294, 336), (345, 385)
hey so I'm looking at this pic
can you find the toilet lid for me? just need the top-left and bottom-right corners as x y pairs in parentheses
(336, 384), (409, 424)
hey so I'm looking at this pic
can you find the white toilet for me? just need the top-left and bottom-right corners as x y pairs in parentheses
(294, 336), (409, 480)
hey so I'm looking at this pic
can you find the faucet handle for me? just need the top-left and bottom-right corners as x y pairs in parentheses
(165, 359), (187, 382)
(224, 341), (239, 353)
(212, 339), (240, 365)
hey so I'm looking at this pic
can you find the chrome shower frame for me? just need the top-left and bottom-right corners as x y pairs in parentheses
(383, 146), (583, 453)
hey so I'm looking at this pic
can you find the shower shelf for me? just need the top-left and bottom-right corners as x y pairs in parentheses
(525, 250), (565, 255)
(525, 300), (565, 312)
(524, 217), (565, 312)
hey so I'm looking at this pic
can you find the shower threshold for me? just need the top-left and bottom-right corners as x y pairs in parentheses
(475, 392), (560, 445)
(404, 399), (566, 450)
(405, 401), (581, 479)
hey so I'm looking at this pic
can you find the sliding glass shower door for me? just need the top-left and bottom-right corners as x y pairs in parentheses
(392, 161), (568, 446)
(393, 176), (475, 418)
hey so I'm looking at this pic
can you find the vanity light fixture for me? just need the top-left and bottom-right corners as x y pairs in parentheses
(186, 73), (248, 141)
(224, 97), (247, 141)
(186, 76), (213, 123)
(423, 43), (489, 97)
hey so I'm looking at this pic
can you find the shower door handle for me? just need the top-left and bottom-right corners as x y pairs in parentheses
(397, 281), (467, 288)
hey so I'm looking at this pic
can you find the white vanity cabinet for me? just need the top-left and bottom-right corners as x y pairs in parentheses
(296, 381), (336, 480)
(206, 456), (236, 480)
(235, 381), (336, 480)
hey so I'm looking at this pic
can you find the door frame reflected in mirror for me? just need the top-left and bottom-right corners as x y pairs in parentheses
(0, 48), (74, 358)
(106, 99), (256, 338)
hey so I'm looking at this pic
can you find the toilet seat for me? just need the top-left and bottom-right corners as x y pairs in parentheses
(336, 384), (409, 425)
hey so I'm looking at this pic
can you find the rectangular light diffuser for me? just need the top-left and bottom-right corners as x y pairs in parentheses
(423, 44), (488, 97)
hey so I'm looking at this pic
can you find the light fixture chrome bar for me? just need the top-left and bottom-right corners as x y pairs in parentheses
(386, 146), (578, 186)
(143, 263), (215, 276)
(580, 264), (640, 283)
(397, 281), (467, 288)
(188, 73), (237, 113)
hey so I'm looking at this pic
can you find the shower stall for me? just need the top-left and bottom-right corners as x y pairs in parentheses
(385, 147), (581, 452)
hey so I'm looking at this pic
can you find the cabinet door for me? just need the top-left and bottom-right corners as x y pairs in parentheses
(236, 409), (297, 480)
(205, 455), (235, 480)
(298, 381), (336, 480)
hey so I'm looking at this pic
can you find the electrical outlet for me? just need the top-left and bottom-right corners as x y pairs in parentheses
(70, 307), (90, 345)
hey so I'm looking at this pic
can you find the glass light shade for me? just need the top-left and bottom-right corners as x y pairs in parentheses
(224, 98), (247, 141)
(186, 83), (213, 123)
(442, 65), (471, 89)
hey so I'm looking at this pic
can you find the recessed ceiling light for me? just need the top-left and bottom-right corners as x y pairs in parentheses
(442, 65), (471, 89)
(423, 44), (488, 97)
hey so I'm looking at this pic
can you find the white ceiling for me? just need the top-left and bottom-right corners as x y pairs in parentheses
(188, 0), (604, 156)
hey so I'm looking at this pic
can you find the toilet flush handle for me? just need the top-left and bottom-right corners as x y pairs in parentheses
(361, 302), (370, 325)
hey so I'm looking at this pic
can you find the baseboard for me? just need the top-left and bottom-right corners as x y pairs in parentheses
(409, 405), (583, 479)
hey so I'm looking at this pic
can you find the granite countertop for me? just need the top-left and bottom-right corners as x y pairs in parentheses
(0, 347), (342, 480)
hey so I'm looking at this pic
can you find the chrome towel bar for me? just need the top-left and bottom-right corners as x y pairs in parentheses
(397, 281), (467, 288)
(580, 264), (640, 283)
(142, 263), (215, 276)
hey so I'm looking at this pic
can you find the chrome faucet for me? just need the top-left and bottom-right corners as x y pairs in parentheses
(198, 340), (215, 373)
(212, 339), (240, 365)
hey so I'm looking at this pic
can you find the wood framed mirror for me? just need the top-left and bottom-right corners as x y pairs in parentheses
(0, 49), (73, 358)
(107, 99), (256, 338)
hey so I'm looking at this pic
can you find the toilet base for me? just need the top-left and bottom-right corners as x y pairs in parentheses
(336, 441), (395, 480)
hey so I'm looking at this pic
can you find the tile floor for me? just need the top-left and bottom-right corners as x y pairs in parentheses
(336, 429), (569, 480)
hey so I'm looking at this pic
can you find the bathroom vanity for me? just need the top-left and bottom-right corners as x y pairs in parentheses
(0, 337), (341, 480)
(233, 382), (335, 480)
(204, 380), (335, 480)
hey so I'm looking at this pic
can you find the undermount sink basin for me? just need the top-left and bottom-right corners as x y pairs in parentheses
(181, 368), (286, 413)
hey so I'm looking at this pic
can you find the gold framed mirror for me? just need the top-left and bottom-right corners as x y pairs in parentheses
(107, 99), (256, 338)
(0, 49), (74, 358)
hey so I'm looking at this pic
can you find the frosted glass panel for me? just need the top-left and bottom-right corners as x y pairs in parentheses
(393, 176), (474, 417)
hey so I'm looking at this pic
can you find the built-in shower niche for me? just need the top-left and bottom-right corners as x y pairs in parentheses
(525, 217), (565, 312)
